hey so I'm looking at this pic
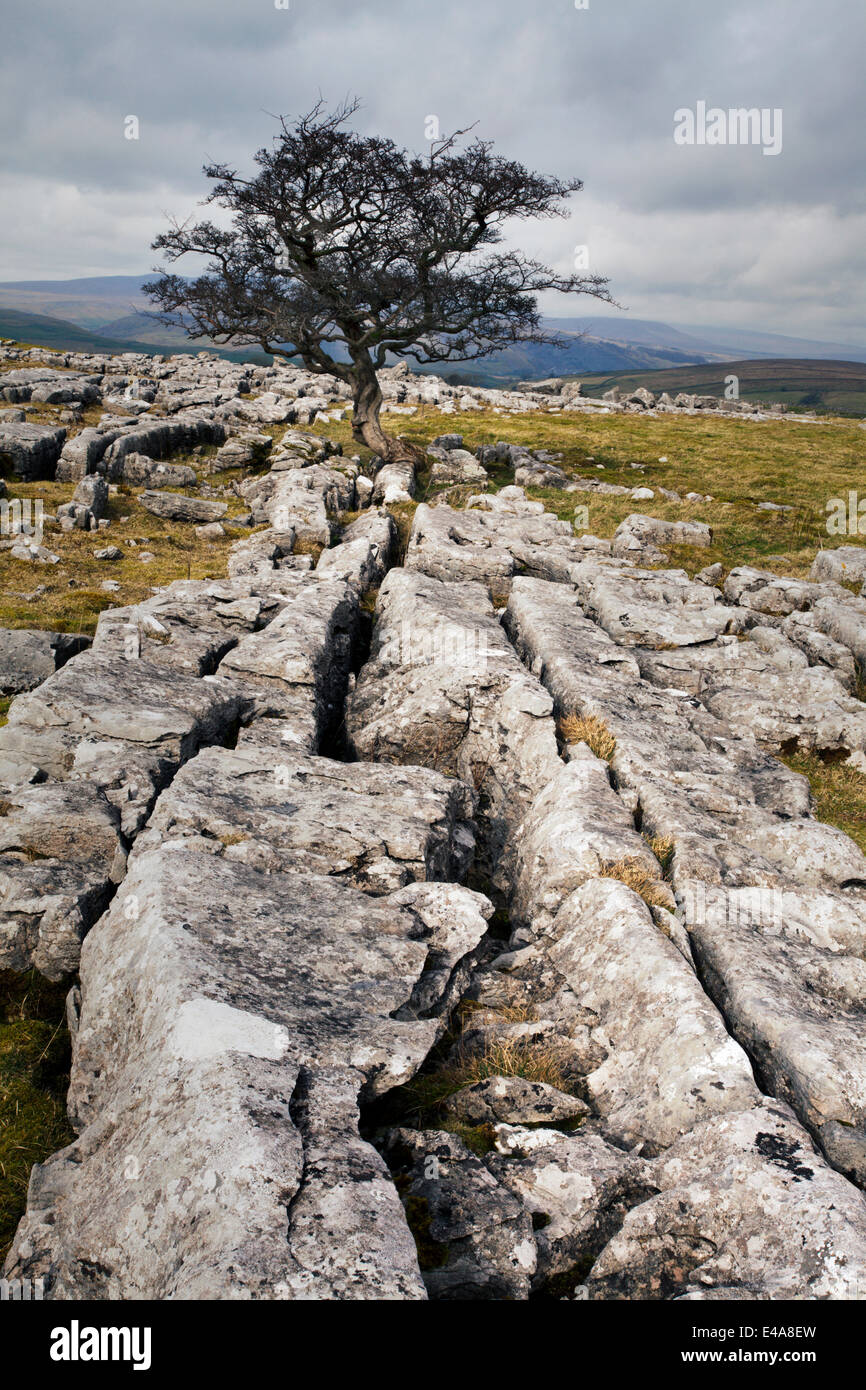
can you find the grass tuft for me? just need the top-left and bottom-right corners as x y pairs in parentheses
(0, 969), (74, 1262)
(558, 713), (616, 761)
(598, 857), (672, 911)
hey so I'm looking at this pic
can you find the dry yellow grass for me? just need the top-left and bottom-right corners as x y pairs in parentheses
(558, 712), (617, 761)
(644, 834), (675, 873)
(598, 857), (673, 911)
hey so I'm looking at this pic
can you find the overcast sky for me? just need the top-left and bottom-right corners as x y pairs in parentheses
(1, 0), (864, 344)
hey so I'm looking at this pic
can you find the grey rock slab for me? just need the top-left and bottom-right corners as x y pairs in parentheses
(443, 1076), (589, 1127)
(136, 744), (476, 893)
(4, 849), (463, 1299)
(0, 650), (243, 783)
(211, 433), (273, 471)
(316, 528), (391, 591)
(549, 878), (761, 1151)
(101, 417), (225, 478)
(511, 752), (666, 934)
(572, 558), (737, 648)
(0, 629), (90, 695)
(684, 886), (866, 1183)
(347, 568), (559, 891)
(782, 613), (858, 690)
(699, 666), (866, 757)
(0, 422), (66, 480)
(467, 484), (546, 516)
(613, 513), (712, 562)
(428, 447), (488, 486)
(139, 490), (228, 524)
(116, 453), (197, 488)
(514, 459), (572, 489)
(0, 782), (126, 979)
(489, 1125), (655, 1287)
(811, 547), (866, 586)
(240, 464), (351, 540)
(385, 1128), (537, 1300)
(371, 459), (415, 505)
(219, 578), (358, 738)
(587, 1103), (866, 1299)
(386, 881), (493, 1018)
(91, 579), (279, 677)
(724, 565), (852, 617)
(406, 502), (580, 596)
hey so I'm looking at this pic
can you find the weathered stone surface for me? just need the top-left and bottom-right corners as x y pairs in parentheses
(239, 463), (352, 541)
(634, 634), (866, 757)
(371, 458), (415, 505)
(116, 452), (197, 488)
(91, 579), (278, 677)
(514, 458), (572, 489)
(406, 502), (579, 595)
(0, 782), (126, 979)
(812, 546), (866, 586)
(385, 1129), (537, 1299)
(489, 1125), (654, 1287)
(428, 446), (488, 487)
(511, 751), (666, 933)
(137, 744), (476, 892)
(549, 879), (760, 1150)
(211, 433), (273, 471)
(100, 417), (225, 479)
(347, 568), (558, 890)
(140, 490), (228, 524)
(572, 558), (737, 647)
(613, 513), (712, 562)
(588, 1103), (866, 1299)
(444, 1076), (589, 1127)
(0, 422), (66, 480)
(0, 629), (89, 695)
(3, 849), (473, 1298)
(316, 510), (396, 590)
(683, 881), (866, 1184)
(219, 578), (358, 741)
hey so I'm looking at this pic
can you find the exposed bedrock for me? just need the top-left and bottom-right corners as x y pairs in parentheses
(347, 562), (866, 1296)
(0, 564), (363, 977)
(4, 846), (490, 1299)
(5, 472), (866, 1300)
(346, 567), (560, 893)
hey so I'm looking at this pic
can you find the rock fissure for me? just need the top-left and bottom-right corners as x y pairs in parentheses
(3, 421), (866, 1299)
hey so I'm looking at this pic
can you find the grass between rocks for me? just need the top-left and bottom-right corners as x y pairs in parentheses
(0, 479), (256, 636)
(3, 386), (866, 1257)
(320, 401), (866, 579)
(558, 713), (617, 761)
(778, 751), (866, 857)
(0, 970), (74, 1263)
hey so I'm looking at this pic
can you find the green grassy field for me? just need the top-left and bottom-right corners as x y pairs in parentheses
(575, 358), (866, 418)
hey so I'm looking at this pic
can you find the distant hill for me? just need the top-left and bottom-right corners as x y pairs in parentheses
(0, 307), (269, 364)
(95, 311), (200, 347)
(573, 358), (866, 417)
(0, 276), (158, 331)
(1, 278), (863, 396)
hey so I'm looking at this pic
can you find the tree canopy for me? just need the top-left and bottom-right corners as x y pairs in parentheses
(145, 100), (612, 459)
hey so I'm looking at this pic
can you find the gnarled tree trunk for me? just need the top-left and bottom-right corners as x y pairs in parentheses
(350, 366), (423, 465)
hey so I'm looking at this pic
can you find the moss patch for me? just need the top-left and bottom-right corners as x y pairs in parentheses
(778, 751), (866, 857)
(0, 969), (74, 1262)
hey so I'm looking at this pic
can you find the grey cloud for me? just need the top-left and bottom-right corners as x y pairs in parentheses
(0, 0), (863, 340)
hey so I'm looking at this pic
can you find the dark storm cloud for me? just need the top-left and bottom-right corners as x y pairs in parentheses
(1, 0), (864, 340)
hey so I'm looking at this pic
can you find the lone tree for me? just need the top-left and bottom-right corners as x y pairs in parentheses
(144, 100), (612, 462)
